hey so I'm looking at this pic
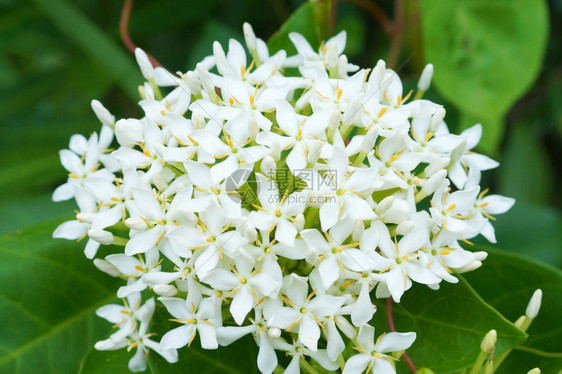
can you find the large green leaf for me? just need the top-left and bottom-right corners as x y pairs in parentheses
(421, 0), (549, 153)
(30, 0), (141, 99)
(79, 307), (260, 374)
(464, 247), (562, 374)
(0, 220), (119, 373)
(497, 123), (553, 206)
(0, 193), (74, 236)
(474, 201), (562, 268)
(371, 278), (527, 373)
(268, 2), (319, 56)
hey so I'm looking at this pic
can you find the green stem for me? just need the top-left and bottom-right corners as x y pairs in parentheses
(273, 365), (285, 374)
(513, 345), (562, 358)
(413, 89), (425, 101)
(468, 351), (487, 374)
(111, 236), (129, 246)
(309, 0), (333, 42)
(148, 78), (163, 101)
(387, 0), (405, 69)
(352, 151), (367, 166)
(337, 354), (346, 370)
(300, 358), (320, 374)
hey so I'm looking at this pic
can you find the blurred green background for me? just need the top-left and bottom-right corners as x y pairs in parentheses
(0, 0), (560, 267)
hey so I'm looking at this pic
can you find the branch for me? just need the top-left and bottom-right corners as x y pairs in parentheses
(340, 0), (392, 34)
(386, 297), (418, 373)
(119, 0), (162, 67)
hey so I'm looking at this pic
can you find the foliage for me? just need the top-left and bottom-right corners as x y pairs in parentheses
(0, 0), (560, 373)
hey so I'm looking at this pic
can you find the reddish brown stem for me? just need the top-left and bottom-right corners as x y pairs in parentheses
(340, 0), (392, 34)
(386, 297), (418, 373)
(120, 0), (162, 68)
(386, 0), (404, 69)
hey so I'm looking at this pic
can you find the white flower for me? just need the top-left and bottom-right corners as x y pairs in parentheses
(342, 325), (416, 374)
(159, 296), (218, 350)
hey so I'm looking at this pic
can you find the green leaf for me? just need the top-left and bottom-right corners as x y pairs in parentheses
(0, 220), (119, 373)
(79, 307), (260, 374)
(473, 201), (562, 268)
(371, 278), (527, 373)
(497, 123), (553, 205)
(30, 0), (141, 99)
(421, 0), (549, 153)
(464, 247), (562, 374)
(268, 2), (319, 56)
(0, 193), (74, 236)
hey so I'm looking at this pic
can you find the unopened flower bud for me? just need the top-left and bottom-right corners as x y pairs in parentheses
(115, 118), (144, 147)
(243, 22), (257, 52)
(455, 260), (482, 274)
(153, 172), (169, 191)
(91, 100), (115, 127)
(125, 217), (148, 231)
(135, 48), (154, 80)
(360, 128), (378, 153)
(326, 41), (339, 71)
(93, 259), (121, 277)
(396, 220), (415, 235)
(88, 229), (114, 245)
(377, 197), (409, 224)
(336, 55), (348, 78)
(429, 107), (446, 132)
(422, 170), (448, 195)
(527, 368), (541, 374)
(370, 59), (386, 87)
(153, 284), (178, 297)
(196, 63), (215, 94)
(295, 214), (305, 231)
(352, 220), (365, 241)
(525, 289), (542, 319)
(448, 140), (467, 169)
(480, 329), (496, 353)
(243, 225), (258, 242)
(417, 63), (434, 91)
(138, 85), (146, 100)
(76, 212), (96, 223)
(261, 155), (276, 177)
(376, 196), (394, 215)
(424, 157), (450, 177)
(184, 71), (202, 95)
(267, 327), (281, 339)
(473, 251), (488, 262)
(335, 315), (357, 339)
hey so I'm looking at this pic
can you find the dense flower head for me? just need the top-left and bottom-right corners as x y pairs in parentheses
(53, 23), (514, 373)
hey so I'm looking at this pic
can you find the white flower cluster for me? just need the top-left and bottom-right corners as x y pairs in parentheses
(53, 23), (514, 373)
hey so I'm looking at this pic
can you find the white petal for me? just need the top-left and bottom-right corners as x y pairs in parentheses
(481, 195), (515, 215)
(230, 286), (254, 325)
(342, 353), (371, 374)
(351, 282), (375, 326)
(128, 347), (147, 372)
(299, 314), (320, 351)
(125, 226), (164, 256)
(159, 297), (190, 320)
(216, 325), (255, 346)
(160, 324), (195, 350)
(53, 220), (87, 240)
(318, 255), (340, 289)
(197, 323), (218, 349)
(257, 335), (278, 374)
(377, 332), (416, 353)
